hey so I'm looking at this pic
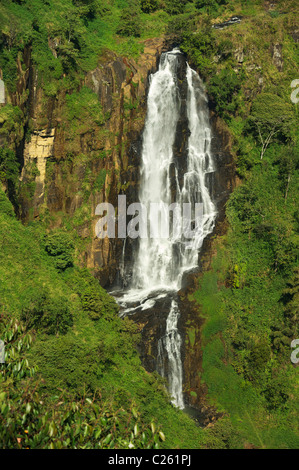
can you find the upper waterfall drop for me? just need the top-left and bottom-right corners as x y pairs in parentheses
(130, 49), (216, 294)
(131, 48), (181, 291)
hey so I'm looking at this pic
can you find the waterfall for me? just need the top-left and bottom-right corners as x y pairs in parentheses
(115, 49), (217, 409)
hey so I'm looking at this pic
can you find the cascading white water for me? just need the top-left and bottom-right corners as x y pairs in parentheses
(130, 52), (216, 292)
(117, 49), (217, 409)
(182, 64), (216, 255)
(131, 50), (180, 290)
(157, 299), (184, 409)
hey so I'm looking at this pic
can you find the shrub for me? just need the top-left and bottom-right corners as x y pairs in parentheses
(204, 417), (242, 449)
(140, 0), (158, 13)
(166, 14), (196, 37)
(180, 26), (216, 78)
(195, 0), (228, 12)
(0, 146), (19, 185)
(21, 289), (73, 336)
(117, 1), (142, 37)
(280, 266), (299, 334)
(81, 285), (119, 321)
(262, 379), (289, 411)
(0, 317), (164, 449)
(0, 105), (24, 144)
(164, 0), (188, 15)
(44, 231), (74, 271)
(65, 86), (105, 139)
(277, 144), (299, 200)
(0, 188), (15, 217)
(248, 343), (271, 372)
(208, 68), (242, 118)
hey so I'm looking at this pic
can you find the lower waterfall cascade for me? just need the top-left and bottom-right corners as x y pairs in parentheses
(113, 48), (217, 409)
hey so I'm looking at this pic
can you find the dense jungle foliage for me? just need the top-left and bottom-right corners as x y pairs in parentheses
(0, 0), (298, 449)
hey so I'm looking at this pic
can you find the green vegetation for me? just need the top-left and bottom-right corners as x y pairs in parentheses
(0, 0), (175, 95)
(0, 146), (19, 205)
(44, 230), (75, 271)
(117, 0), (142, 37)
(0, 0), (298, 450)
(0, 319), (166, 449)
(0, 191), (205, 448)
(140, 0), (158, 14)
(21, 288), (73, 335)
(164, 0), (298, 449)
(190, 0), (299, 446)
(249, 92), (296, 159)
(193, 163), (299, 447)
(81, 284), (119, 320)
(65, 86), (105, 130)
(0, 105), (24, 144)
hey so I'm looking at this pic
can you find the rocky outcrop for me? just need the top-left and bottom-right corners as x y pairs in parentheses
(21, 128), (56, 206)
(234, 47), (244, 64)
(212, 16), (242, 30)
(271, 42), (284, 71)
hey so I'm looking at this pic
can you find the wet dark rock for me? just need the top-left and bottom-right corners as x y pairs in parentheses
(130, 293), (176, 372)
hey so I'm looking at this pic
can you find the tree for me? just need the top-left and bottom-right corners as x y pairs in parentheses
(117, 1), (141, 37)
(249, 93), (295, 159)
(44, 1), (87, 72)
(44, 231), (74, 271)
(277, 143), (299, 202)
(208, 68), (242, 118)
(164, 0), (188, 15)
(195, 0), (228, 14)
(140, 0), (158, 13)
(21, 289), (73, 336)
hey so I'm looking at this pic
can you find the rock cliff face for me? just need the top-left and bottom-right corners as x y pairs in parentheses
(1, 39), (235, 421)
(3, 38), (167, 285)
